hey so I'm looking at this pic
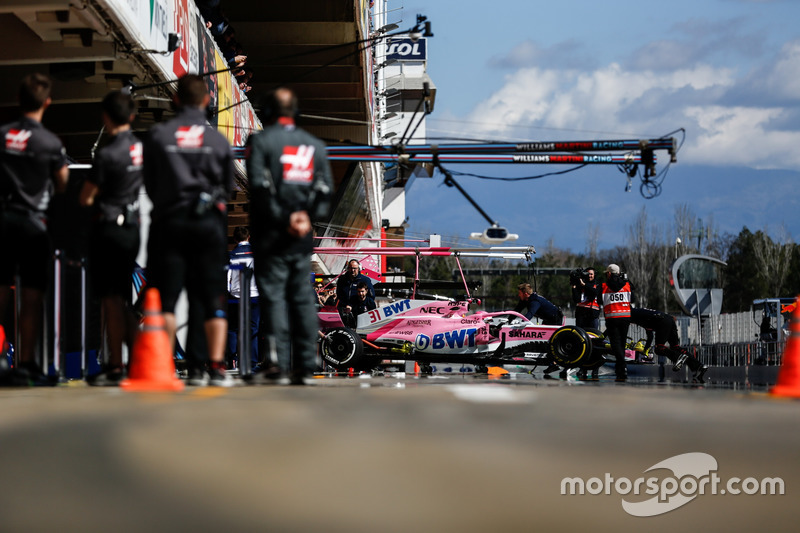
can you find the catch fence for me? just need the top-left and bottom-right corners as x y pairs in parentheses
(598, 310), (785, 367)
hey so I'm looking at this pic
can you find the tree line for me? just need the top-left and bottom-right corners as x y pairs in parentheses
(408, 204), (799, 316)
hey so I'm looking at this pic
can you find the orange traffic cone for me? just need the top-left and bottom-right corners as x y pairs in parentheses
(121, 288), (184, 392)
(771, 295), (800, 398)
(487, 366), (509, 376)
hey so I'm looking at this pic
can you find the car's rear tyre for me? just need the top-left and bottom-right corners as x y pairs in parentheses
(321, 328), (365, 370)
(549, 326), (593, 368)
(582, 328), (608, 368)
(585, 328), (604, 339)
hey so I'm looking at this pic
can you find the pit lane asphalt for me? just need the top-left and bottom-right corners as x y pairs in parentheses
(0, 369), (798, 532)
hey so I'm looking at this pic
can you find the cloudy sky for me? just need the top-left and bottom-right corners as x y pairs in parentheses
(396, 0), (800, 253)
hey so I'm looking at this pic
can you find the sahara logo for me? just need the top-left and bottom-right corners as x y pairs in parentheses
(560, 452), (784, 517)
(507, 330), (546, 339)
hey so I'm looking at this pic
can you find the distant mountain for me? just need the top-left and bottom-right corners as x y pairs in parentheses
(406, 164), (800, 253)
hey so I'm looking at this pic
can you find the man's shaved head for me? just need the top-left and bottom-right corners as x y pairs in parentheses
(266, 86), (298, 119)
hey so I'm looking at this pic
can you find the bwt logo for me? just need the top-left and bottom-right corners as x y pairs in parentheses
(382, 299), (410, 317)
(5, 129), (32, 152)
(175, 126), (204, 149)
(281, 145), (315, 183)
(415, 328), (477, 351)
(561, 452), (784, 517)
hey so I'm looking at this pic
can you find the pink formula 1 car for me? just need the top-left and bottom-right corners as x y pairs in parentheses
(318, 297), (614, 372)
(314, 245), (617, 372)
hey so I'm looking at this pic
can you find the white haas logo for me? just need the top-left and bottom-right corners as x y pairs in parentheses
(129, 142), (143, 166)
(175, 125), (205, 148)
(5, 129), (32, 152)
(280, 145), (315, 183)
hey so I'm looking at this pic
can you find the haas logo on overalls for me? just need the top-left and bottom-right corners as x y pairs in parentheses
(5, 129), (32, 152)
(281, 145), (315, 183)
(175, 126), (204, 148)
(129, 142), (143, 166)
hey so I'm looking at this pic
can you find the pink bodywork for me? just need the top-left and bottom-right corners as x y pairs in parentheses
(319, 298), (564, 356)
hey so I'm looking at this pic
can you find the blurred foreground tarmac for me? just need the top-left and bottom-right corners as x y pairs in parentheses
(0, 371), (798, 532)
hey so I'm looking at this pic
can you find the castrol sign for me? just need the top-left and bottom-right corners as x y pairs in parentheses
(386, 38), (426, 61)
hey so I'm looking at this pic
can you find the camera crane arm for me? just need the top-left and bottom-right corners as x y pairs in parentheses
(432, 157), (516, 244)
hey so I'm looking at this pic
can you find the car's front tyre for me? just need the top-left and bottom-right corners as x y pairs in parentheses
(320, 327), (366, 370)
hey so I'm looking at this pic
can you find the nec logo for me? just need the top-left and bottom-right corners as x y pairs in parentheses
(175, 126), (205, 148)
(5, 129), (32, 152)
(129, 142), (143, 166)
(280, 145), (315, 183)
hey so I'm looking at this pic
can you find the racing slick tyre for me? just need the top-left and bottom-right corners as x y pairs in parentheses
(585, 328), (604, 339)
(320, 327), (366, 371)
(582, 328), (608, 368)
(549, 326), (593, 368)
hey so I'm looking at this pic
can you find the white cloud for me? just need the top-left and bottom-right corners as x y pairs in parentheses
(764, 39), (800, 99)
(461, 51), (800, 170)
(684, 106), (800, 167)
(467, 64), (734, 134)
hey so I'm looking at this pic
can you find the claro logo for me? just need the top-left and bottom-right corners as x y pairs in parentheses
(561, 452), (784, 517)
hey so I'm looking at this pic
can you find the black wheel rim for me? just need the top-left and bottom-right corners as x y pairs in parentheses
(324, 331), (355, 365)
